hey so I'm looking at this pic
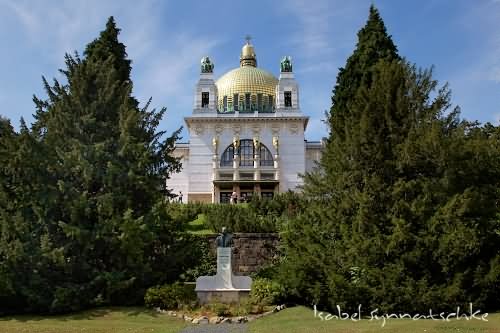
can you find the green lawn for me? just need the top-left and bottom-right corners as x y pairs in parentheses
(1, 306), (499, 333)
(185, 213), (213, 235)
(0, 307), (188, 333)
(249, 306), (500, 333)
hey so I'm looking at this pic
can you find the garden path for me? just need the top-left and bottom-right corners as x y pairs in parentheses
(180, 323), (248, 333)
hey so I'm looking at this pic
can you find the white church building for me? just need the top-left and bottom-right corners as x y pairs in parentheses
(169, 40), (323, 203)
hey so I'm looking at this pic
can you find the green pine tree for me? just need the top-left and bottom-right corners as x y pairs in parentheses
(1, 17), (185, 314)
(284, 5), (500, 313)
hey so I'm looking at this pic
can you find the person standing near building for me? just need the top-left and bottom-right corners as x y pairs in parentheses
(230, 191), (237, 204)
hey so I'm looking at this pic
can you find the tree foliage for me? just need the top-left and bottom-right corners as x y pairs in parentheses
(0, 17), (198, 314)
(283, 6), (500, 313)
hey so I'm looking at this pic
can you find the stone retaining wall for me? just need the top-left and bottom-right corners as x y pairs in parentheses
(205, 233), (280, 275)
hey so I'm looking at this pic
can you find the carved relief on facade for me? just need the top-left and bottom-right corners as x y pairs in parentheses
(271, 124), (280, 136)
(215, 125), (224, 135)
(194, 124), (204, 135)
(232, 125), (241, 135)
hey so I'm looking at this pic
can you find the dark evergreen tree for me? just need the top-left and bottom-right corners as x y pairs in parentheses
(327, 6), (398, 146)
(283, 5), (500, 313)
(0, 17), (189, 314)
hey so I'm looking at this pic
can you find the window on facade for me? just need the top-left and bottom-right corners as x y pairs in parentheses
(220, 140), (274, 168)
(268, 95), (274, 110)
(201, 92), (209, 108)
(223, 96), (228, 111)
(261, 192), (274, 200)
(233, 94), (239, 111)
(220, 192), (232, 203)
(239, 139), (254, 166)
(284, 91), (292, 107)
(260, 145), (274, 166)
(257, 93), (263, 111)
(245, 93), (251, 111)
(220, 145), (234, 167)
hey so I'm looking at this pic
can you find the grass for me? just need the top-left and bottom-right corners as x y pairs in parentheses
(0, 307), (188, 333)
(185, 213), (214, 235)
(249, 306), (500, 333)
(1, 306), (499, 333)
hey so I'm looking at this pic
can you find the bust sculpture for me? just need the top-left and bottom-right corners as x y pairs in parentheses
(215, 227), (233, 248)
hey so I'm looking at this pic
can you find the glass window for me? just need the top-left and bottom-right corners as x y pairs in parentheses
(260, 145), (274, 166)
(223, 96), (228, 111)
(201, 92), (209, 108)
(233, 94), (239, 111)
(268, 95), (274, 111)
(261, 192), (274, 200)
(220, 140), (273, 168)
(257, 93), (263, 111)
(220, 145), (234, 167)
(284, 91), (292, 107)
(239, 139), (254, 166)
(245, 93), (251, 111)
(220, 192), (232, 204)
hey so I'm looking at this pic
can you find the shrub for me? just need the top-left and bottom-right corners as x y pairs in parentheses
(204, 204), (278, 233)
(166, 203), (209, 226)
(249, 278), (284, 306)
(180, 237), (216, 281)
(144, 282), (197, 310)
(210, 302), (231, 316)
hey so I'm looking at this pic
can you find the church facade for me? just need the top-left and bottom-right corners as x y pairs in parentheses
(169, 40), (323, 203)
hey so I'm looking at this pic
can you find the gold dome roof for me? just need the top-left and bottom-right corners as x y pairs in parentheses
(216, 41), (278, 112)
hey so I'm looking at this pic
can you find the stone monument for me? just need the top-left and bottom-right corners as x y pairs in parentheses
(195, 228), (252, 304)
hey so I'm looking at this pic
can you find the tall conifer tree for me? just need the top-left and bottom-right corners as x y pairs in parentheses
(0, 17), (185, 313)
(284, 6), (500, 313)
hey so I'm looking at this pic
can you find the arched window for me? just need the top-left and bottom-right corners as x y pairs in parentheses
(220, 145), (234, 167)
(260, 144), (274, 166)
(220, 139), (274, 167)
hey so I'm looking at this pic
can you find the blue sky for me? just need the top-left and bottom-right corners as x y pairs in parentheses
(1, 0), (499, 141)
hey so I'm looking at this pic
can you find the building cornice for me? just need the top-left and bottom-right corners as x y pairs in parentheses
(185, 113), (309, 130)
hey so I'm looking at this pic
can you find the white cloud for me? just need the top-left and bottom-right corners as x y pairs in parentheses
(2, 0), (220, 133)
(3, 0), (163, 64)
(282, 0), (368, 71)
(305, 116), (328, 140)
(494, 112), (500, 125)
(457, 1), (500, 84)
(135, 34), (220, 102)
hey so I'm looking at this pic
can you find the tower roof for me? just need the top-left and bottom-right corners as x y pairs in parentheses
(240, 38), (257, 67)
(216, 40), (278, 112)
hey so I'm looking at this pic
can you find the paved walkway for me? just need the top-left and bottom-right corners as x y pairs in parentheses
(179, 323), (248, 333)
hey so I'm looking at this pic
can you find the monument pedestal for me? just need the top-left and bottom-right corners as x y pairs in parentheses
(195, 247), (252, 304)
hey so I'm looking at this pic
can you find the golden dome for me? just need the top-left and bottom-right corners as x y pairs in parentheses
(216, 41), (278, 112)
(216, 66), (278, 112)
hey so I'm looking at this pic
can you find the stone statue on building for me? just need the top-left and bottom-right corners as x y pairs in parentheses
(215, 227), (234, 248)
(253, 136), (260, 149)
(280, 56), (293, 73)
(201, 56), (214, 73)
(212, 136), (219, 154)
(233, 136), (240, 149)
